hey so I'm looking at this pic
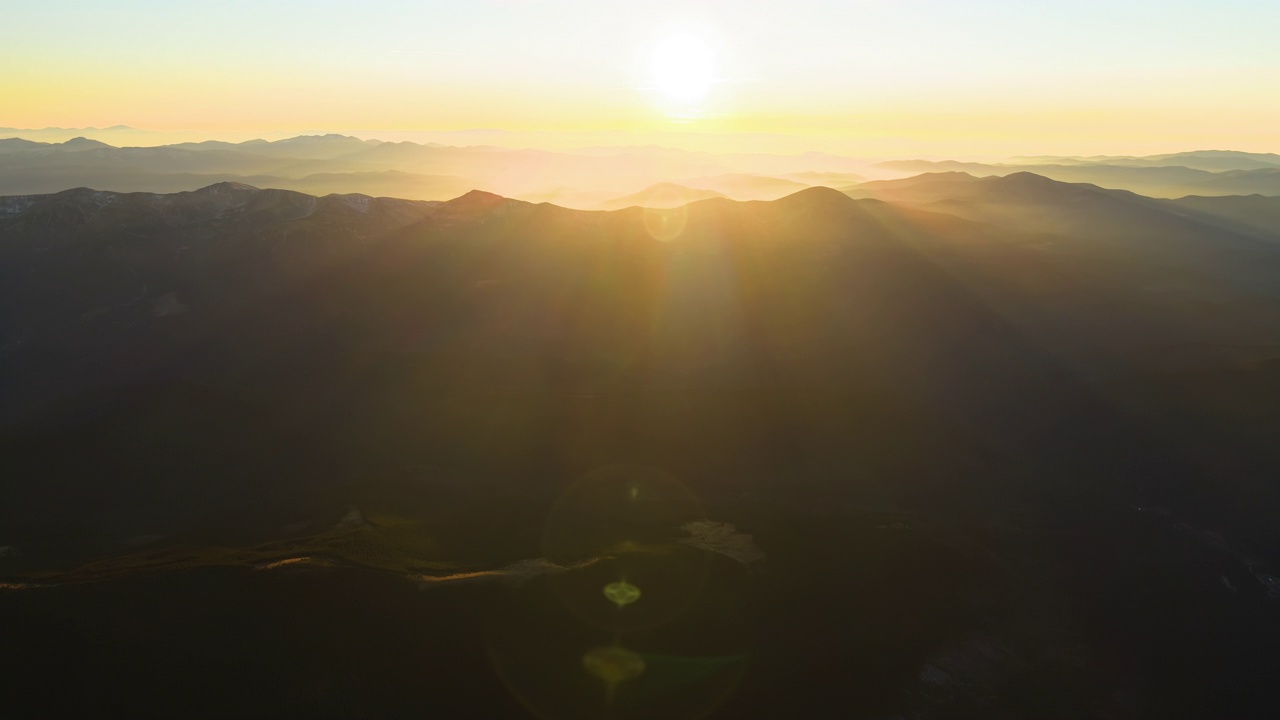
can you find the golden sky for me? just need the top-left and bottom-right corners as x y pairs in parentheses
(4, 0), (1279, 155)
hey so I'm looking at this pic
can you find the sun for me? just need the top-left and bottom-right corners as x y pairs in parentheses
(649, 34), (715, 105)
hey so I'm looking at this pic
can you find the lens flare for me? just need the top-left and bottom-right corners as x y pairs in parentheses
(604, 580), (642, 607)
(582, 644), (646, 702)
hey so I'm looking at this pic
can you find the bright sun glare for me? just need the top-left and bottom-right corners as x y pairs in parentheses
(649, 34), (715, 106)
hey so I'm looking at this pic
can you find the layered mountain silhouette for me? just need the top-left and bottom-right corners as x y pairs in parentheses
(1012, 150), (1280, 173)
(876, 154), (1280, 197)
(0, 135), (853, 207)
(677, 173), (813, 200)
(601, 182), (726, 209)
(7, 135), (1280, 211)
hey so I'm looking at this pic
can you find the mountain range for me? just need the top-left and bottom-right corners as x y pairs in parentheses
(8, 134), (1280, 210)
(0, 134), (867, 207)
(5, 174), (1280, 539)
(875, 155), (1280, 197)
(5, 171), (1280, 718)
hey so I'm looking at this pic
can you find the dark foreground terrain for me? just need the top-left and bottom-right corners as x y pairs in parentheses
(3, 179), (1280, 718)
(4, 494), (1280, 719)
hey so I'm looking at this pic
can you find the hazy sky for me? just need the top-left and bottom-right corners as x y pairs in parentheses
(5, 0), (1279, 155)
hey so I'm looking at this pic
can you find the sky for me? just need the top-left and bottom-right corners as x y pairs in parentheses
(4, 0), (1280, 156)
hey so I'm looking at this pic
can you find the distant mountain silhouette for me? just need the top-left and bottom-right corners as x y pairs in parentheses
(60, 137), (113, 151)
(0, 135), (841, 203)
(1013, 150), (1280, 173)
(601, 182), (726, 209)
(1177, 168), (1280, 197)
(0, 138), (47, 154)
(849, 171), (1273, 244)
(874, 158), (1280, 198)
(680, 173), (812, 200)
(782, 170), (866, 186)
(168, 134), (382, 160)
(246, 170), (473, 200)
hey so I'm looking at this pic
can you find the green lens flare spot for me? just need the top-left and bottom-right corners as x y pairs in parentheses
(603, 580), (641, 607)
(582, 645), (645, 701)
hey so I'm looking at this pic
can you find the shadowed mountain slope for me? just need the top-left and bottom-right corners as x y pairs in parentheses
(4, 183), (1280, 561)
(843, 172), (1280, 362)
(849, 171), (1279, 252)
(1167, 194), (1280, 241)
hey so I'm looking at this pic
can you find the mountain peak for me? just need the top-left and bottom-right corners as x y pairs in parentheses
(436, 189), (519, 218)
(855, 172), (979, 193)
(982, 172), (1085, 199)
(448, 189), (507, 205)
(278, 133), (359, 143)
(996, 171), (1058, 184)
(61, 137), (111, 149)
(601, 182), (726, 210)
(0, 137), (46, 149)
(917, 171), (981, 182)
(195, 181), (261, 194)
(777, 185), (855, 206)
